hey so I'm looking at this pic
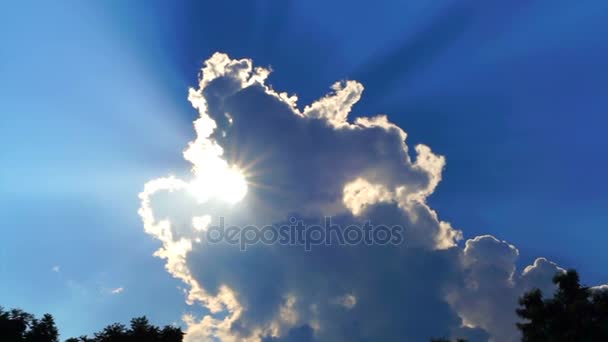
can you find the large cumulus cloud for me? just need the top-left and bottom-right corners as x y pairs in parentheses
(139, 53), (568, 341)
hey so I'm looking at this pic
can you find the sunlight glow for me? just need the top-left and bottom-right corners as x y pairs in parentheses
(189, 166), (247, 204)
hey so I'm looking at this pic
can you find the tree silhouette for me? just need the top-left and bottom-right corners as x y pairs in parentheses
(517, 269), (608, 341)
(92, 323), (128, 342)
(26, 314), (59, 342)
(0, 307), (58, 342)
(70, 316), (183, 342)
(64, 338), (94, 342)
(1, 306), (183, 342)
(159, 326), (184, 342)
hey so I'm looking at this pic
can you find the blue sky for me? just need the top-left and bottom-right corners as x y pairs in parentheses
(1, 0), (607, 340)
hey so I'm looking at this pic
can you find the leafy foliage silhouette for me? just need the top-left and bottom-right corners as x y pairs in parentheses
(0, 307), (58, 342)
(517, 269), (608, 342)
(0, 307), (182, 342)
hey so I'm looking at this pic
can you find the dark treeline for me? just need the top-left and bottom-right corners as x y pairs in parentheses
(3, 269), (608, 342)
(516, 269), (608, 341)
(0, 309), (183, 342)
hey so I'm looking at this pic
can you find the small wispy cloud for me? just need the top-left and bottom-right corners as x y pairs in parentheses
(110, 287), (124, 295)
(51, 265), (60, 273)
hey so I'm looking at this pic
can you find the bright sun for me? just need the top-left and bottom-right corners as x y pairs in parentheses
(188, 166), (248, 204)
